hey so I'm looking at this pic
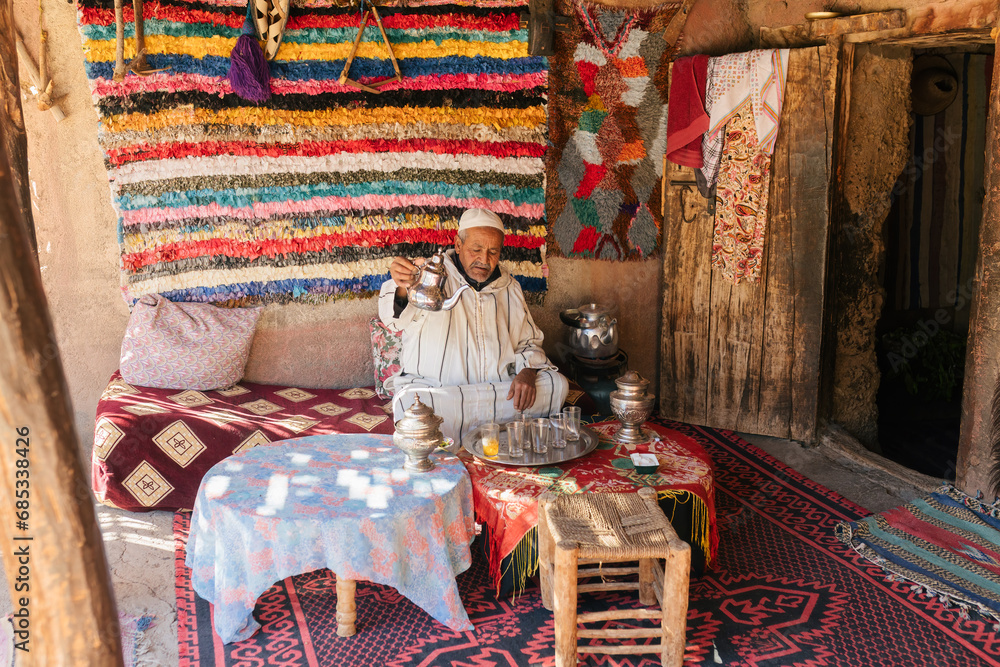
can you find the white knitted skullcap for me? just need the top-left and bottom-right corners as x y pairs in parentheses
(458, 208), (506, 234)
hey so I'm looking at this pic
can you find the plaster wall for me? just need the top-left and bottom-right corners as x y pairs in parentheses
(19, 0), (662, 462)
(830, 45), (913, 447)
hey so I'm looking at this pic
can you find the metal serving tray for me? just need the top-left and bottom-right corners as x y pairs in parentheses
(461, 423), (600, 467)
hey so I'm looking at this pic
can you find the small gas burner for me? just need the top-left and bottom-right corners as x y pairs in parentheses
(571, 352), (625, 369)
(565, 350), (629, 415)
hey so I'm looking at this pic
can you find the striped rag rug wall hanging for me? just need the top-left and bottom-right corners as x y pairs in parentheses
(76, 0), (548, 305)
(547, 0), (681, 261)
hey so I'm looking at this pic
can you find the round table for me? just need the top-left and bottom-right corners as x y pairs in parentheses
(185, 433), (476, 643)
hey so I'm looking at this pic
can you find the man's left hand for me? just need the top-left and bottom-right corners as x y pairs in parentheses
(507, 368), (537, 412)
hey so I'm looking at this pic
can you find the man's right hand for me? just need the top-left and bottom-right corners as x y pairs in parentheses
(389, 257), (423, 298)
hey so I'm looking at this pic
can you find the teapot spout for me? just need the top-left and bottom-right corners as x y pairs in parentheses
(440, 284), (471, 310)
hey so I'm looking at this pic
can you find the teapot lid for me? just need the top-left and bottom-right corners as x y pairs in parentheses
(422, 251), (446, 273)
(394, 397), (443, 437)
(615, 370), (649, 393)
(578, 303), (612, 318)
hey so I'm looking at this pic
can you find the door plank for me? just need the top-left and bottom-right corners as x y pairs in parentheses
(660, 175), (713, 424)
(660, 45), (837, 442)
(773, 44), (839, 441)
(789, 44), (839, 441)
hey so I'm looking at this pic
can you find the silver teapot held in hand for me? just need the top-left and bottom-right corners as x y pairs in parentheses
(407, 249), (471, 311)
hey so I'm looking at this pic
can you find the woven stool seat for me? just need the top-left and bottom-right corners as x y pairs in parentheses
(544, 491), (677, 560)
(538, 487), (690, 667)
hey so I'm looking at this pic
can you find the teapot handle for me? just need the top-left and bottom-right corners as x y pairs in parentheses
(559, 309), (584, 328)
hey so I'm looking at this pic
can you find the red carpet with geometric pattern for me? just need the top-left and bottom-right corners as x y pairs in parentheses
(175, 419), (1000, 666)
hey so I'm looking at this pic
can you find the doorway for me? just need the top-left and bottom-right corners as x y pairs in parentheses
(875, 51), (992, 480)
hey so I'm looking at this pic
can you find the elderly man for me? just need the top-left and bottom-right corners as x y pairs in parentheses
(378, 208), (569, 443)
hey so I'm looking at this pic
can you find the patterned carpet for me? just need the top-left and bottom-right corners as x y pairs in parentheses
(174, 419), (1000, 665)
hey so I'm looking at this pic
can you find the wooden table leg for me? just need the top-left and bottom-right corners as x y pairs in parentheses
(336, 577), (357, 637)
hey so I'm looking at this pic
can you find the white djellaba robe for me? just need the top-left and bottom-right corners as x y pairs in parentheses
(378, 250), (568, 447)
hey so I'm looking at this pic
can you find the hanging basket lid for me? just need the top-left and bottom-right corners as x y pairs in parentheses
(911, 54), (958, 116)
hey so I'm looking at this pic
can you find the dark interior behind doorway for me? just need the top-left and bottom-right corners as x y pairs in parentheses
(876, 51), (993, 480)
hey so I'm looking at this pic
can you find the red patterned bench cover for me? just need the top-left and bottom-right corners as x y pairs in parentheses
(92, 372), (396, 511)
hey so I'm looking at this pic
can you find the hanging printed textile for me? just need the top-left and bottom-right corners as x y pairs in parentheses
(76, 0), (547, 305)
(705, 49), (789, 284)
(548, 0), (682, 261)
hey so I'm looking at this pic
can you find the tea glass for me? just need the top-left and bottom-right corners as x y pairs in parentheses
(549, 413), (568, 449)
(562, 406), (581, 440)
(506, 421), (526, 458)
(481, 423), (500, 458)
(531, 418), (550, 455)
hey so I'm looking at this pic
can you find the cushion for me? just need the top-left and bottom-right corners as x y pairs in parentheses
(92, 372), (395, 511)
(120, 294), (262, 391)
(369, 316), (402, 399)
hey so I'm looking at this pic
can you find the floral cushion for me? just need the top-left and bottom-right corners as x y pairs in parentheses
(370, 317), (402, 399)
(120, 294), (262, 390)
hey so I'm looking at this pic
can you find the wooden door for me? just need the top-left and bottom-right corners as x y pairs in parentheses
(659, 44), (839, 443)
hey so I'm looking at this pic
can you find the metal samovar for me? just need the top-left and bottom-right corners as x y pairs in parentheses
(609, 371), (654, 445)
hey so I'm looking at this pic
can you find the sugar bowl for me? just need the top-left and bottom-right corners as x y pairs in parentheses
(609, 371), (654, 444)
(393, 397), (444, 472)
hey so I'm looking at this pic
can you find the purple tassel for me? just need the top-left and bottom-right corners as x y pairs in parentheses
(228, 33), (271, 103)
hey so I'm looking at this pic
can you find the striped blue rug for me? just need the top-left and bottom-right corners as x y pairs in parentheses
(836, 484), (1000, 627)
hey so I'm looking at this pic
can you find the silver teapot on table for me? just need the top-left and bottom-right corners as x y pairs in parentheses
(560, 303), (619, 360)
(407, 250), (471, 311)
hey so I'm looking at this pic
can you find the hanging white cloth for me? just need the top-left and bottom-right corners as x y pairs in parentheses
(706, 48), (789, 152)
(700, 48), (790, 188)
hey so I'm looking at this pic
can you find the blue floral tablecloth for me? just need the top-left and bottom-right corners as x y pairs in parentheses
(185, 433), (476, 643)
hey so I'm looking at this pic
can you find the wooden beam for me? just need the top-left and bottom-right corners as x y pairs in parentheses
(0, 0), (124, 660)
(809, 10), (907, 38)
(956, 19), (1000, 497)
(0, 0), (35, 253)
(760, 11), (904, 48)
(761, 5), (995, 49)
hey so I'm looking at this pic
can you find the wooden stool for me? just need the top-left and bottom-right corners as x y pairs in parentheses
(538, 488), (691, 667)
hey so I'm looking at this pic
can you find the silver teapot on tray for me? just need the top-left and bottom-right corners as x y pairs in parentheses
(560, 303), (619, 360)
(408, 250), (471, 311)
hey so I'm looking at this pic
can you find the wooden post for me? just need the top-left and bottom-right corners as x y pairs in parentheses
(0, 0), (35, 252)
(336, 577), (357, 637)
(339, 10), (370, 85)
(0, 17), (124, 666)
(553, 540), (578, 667)
(113, 0), (126, 80)
(957, 22), (1000, 497)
